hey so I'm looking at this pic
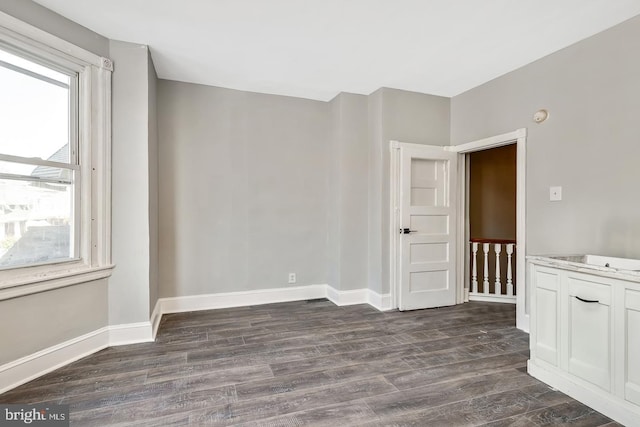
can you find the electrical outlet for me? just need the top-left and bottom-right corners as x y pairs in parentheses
(288, 273), (296, 284)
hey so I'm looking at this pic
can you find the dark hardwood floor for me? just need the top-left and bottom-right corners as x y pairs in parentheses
(0, 300), (618, 426)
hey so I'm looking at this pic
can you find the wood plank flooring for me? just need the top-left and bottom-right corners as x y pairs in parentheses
(0, 300), (619, 426)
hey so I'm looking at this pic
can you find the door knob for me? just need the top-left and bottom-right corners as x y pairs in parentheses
(400, 228), (417, 234)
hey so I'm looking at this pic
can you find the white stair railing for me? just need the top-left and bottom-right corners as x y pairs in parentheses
(506, 243), (514, 297)
(482, 243), (490, 295)
(471, 242), (478, 294)
(470, 239), (516, 303)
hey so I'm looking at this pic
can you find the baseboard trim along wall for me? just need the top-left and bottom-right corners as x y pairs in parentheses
(528, 361), (640, 426)
(108, 322), (154, 346)
(0, 284), (390, 394)
(0, 319), (154, 395)
(158, 284), (328, 314)
(150, 299), (162, 340)
(0, 327), (109, 394)
(468, 294), (517, 304)
(158, 284), (392, 315)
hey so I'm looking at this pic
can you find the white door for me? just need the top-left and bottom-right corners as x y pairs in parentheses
(399, 145), (457, 310)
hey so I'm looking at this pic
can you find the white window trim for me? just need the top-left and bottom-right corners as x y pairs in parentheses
(0, 11), (114, 300)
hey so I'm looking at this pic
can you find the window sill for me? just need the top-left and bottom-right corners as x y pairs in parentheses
(0, 263), (115, 301)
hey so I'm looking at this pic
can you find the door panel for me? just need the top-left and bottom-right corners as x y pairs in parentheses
(410, 270), (448, 291)
(410, 243), (448, 263)
(532, 267), (560, 366)
(409, 215), (448, 234)
(625, 289), (640, 405)
(567, 276), (612, 391)
(399, 146), (457, 310)
(410, 158), (446, 206)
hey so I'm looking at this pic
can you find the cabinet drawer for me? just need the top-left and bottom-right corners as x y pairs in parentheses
(568, 274), (611, 306)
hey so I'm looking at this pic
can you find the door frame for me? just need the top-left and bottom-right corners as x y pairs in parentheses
(389, 128), (528, 332)
(446, 128), (528, 332)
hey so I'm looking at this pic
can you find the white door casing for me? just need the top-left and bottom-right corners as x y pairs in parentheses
(398, 145), (458, 310)
(446, 128), (528, 332)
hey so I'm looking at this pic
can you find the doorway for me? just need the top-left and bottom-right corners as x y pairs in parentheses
(467, 144), (517, 304)
(390, 129), (528, 331)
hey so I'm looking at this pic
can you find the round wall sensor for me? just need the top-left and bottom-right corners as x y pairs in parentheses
(533, 109), (549, 123)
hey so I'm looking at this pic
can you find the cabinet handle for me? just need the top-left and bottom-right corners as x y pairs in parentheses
(575, 296), (599, 304)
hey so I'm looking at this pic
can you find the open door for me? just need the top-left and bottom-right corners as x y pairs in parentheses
(398, 145), (458, 310)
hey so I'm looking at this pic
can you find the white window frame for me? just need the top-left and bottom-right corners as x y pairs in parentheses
(0, 12), (113, 300)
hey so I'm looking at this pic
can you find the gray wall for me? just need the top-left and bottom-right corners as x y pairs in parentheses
(158, 82), (447, 297)
(327, 93), (369, 291)
(124, 53), (446, 304)
(109, 40), (153, 324)
(0, 0), (110, 365)
(452, 15), (640, 259)
(327, 98), (341, 290)
(0, 280), (108, 365)
(366, 90), (384, 294)
(148, 51), (159, 316)
(158, 81), (330, 297)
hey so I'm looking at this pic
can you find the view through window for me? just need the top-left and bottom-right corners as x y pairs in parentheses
(0, 47), (78, 269)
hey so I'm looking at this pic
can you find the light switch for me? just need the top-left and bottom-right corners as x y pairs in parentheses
(550, 186), (562, 201)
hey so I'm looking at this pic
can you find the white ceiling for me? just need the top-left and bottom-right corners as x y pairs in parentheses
(34, 0), (640, 101)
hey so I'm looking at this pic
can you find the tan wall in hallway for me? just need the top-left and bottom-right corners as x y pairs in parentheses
(469, 144), (517, 241)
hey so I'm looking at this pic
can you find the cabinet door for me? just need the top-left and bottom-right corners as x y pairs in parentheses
(533, 266), (560, 366)
(625, 289), (640, 405)
(567, 275), (612, 391)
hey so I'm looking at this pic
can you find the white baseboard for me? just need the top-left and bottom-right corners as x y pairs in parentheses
(517, 313), (530, 334)
(367, 289), (393, 311)
(326, 287), (368, 306)
(0, 320), (155, 394)
(150, 299), (162, 339)
(159, 284), (327, 314)
(158, 285), (392, 315)
(326, 285), (392, 311)
(469, 294), (517, 304)
(0, 327), (110, 394)
(108, 322), (154, 346)
(528, 361), (640, 427)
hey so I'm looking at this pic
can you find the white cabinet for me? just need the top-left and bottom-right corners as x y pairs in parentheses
(528, 258), (640, 427)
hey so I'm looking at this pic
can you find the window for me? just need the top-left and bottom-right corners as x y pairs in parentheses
(0, 48), (78, 269)
(0, 13), (113, 298)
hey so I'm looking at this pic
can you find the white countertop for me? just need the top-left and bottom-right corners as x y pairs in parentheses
(527, 254), (640, 283)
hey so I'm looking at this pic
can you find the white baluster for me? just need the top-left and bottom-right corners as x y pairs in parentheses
(494, 244), (502, 295)
(471, 242), (478, 294)
(482, 243), (490, 294)
(506, 244), (514, 296)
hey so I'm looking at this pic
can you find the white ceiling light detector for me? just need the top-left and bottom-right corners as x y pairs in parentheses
(533, 109), (549, 124)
